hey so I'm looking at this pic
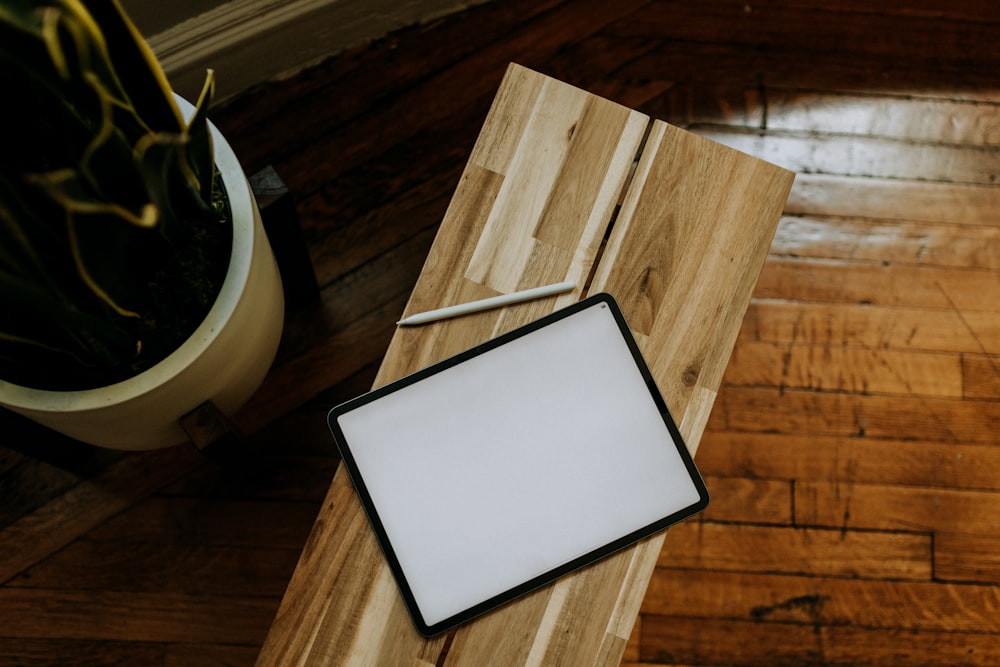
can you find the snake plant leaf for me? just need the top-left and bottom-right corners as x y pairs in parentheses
(66, 211), (144, 318)
(0, 0), (45, 31)
(0, 332), (97, 389)
(77, 0), (183, 133)
(0, 19), (90, 169)
(0, 1), (227, 389)
(0, 179), (49, 280)
(0, 263), (136, 386)
(78, 72), (158, 216)
(25, 168), (156, 228)
(1, 172), (135, 380)
(0, 331), (76, 357)
(49, 2), (153, 153)
(0, 265), (132, 348)
(133, 131), (191, 246)
(183, 70), (216, 203)
(21, 169), (152, 317)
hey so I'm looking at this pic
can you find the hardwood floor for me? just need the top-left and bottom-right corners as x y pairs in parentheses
(2, 1), (998, 665)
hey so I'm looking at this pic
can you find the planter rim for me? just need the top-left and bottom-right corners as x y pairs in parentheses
(0, 99), (254, 412)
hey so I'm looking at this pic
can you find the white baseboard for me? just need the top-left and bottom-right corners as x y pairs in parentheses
(147, 0), (488, 103)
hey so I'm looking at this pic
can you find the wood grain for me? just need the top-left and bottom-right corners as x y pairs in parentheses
(641, 569), (1000, 633)
(637, 615), (1000, 667)
(0, 447), (203, 583)
(739, 299), (1000, 354)
(723, 341), (966, 397)
(256, 63), (792, 666)
(2, 1), (998, 665)
(698, 477), (794, 524)
(708, 387), (1000, 443)
(696, 433), (1000, 490)
(658, 522), (932, 579)
(769, 215), (1000, 269)
(795, 481), (1000, 535)
(0, 588), (276, 644)
(699, 127), (999, 184)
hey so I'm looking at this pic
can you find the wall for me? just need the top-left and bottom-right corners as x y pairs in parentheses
(121, 0), (490, 103)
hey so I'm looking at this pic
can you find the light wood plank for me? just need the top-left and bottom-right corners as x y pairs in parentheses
(754, 257), (999, 312)
(635, 83), (1000, 147)
(822, 624), (1000, 667)
(445, 119), (793, 667)
(795, 480), (1000, 536)
(963, 353), (1000, 399)
(592, 120), (794, 411)
(785, 173), (1000, 224)
(636, 615), (1000, 666)
(764, 90), (1000, 145)
(724, 340), (965, 397)
(697, 127), (1000, 184)
(255, 62), (650, 667)
(935, 533), (1000, 585)
(658, 522), (932, 579)
(739, 299), (1000, 354)
(770, 215), (1000, 270)
(641, 569), (1000, 633)
(707, 386), (1000, 443)
(465, 77), (592, 291)
(256, 63), (793, 667)
(695, 432), (1000, 491)
(638, 615), (824, 665)
(466, 77), (649, 293)
(699, 478), (794, 525)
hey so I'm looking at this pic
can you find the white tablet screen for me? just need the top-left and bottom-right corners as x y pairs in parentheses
(329, 294), (708, 635)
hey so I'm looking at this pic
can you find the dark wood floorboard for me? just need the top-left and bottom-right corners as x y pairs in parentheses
(2, 1), (998, 665)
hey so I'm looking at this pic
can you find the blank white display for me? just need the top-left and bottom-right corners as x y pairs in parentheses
(331, 296), (707, 634)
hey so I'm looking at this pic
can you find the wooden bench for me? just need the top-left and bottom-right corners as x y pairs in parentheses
(256, 63), (794, 666)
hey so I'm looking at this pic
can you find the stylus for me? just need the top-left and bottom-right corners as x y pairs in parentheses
(397, 281), (576, 326)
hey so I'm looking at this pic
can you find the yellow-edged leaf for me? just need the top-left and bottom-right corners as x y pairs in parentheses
(65, 211), (140, 318)
(26, 169), (158, 228)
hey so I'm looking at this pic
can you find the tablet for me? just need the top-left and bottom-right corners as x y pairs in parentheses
(328, 293), (709, 636)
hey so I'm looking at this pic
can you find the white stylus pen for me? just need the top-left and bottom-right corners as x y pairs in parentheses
(396, 280), (576, 326)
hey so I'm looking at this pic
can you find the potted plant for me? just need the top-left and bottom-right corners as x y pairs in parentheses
(0, 0), (284, 449)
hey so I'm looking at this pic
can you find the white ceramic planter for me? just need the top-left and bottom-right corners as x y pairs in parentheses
(0, 104), (284, 450)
